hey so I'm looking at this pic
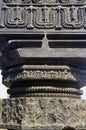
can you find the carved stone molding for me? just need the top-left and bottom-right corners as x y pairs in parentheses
(0, 0), (86, 31)
(0, 34), (86, 98)
(1, 64), (83, 98)
(2, 67), (77, 83)
(2, 65), (86, 84)
(0, 0), (86, 129)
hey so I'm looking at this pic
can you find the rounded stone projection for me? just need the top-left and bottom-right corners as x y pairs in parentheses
(0, 34), (85, 98)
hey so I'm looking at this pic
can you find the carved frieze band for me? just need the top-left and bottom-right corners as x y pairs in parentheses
(0, 1), (86, 30)
(3, 68), (86, 84)
(3, 69), (77, 83)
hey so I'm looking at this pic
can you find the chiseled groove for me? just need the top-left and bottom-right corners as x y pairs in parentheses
(10, 82), (79, 89)
(7, 86), (82, 95)
(10, 93), (81, 99)
(49, 40), (86, 48)
(7, 40), (42, 50)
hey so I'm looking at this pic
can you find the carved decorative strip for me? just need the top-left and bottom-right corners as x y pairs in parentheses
(0, 0), (86, 30)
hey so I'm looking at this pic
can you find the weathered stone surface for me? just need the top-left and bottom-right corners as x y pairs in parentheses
(0, 0), (86, 130)
(1, 98), (86, 130)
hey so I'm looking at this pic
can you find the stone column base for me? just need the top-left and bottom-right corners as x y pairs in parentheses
(0, 97), (86, 130)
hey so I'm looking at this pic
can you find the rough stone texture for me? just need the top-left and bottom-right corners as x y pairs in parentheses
(0, 0), (86, 130)
(0, 97), (86, 130)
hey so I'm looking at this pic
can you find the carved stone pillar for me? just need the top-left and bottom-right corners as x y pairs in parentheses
(0, 0), (86, 130)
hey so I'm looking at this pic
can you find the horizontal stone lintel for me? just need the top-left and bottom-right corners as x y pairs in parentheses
(12, 48), (86, 58)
